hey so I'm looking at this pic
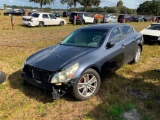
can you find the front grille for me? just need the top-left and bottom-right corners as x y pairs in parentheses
(143, 35), (158, 41)
(23, 65), (53, 83)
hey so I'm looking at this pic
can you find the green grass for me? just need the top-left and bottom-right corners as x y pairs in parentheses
(0, 12), (160, 120)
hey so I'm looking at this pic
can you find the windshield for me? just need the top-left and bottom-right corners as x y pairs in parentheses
(61, 29), (108, 48)
(147, 25), (160, 30)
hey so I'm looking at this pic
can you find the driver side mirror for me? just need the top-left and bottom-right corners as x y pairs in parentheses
(106, 41), (115, 49)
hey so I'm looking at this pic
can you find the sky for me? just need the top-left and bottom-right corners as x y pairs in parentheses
(0, 0), (151, 9)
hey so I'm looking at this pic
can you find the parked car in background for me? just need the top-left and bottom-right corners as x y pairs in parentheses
(53, 12), (62, 17)
(101, 15), (117, 23)
(132, 16), (144, 22)
(22, 12), (67, 27)
(156, 16), (160, 22)
(152, 16), (157, 22)
(4, 8), (25, 16)
(22, 23), (143, 101)
(69, 12), (98, 24)
(62, 12), (67, 17)
(140, 23), (160, 43)
(93, 14), (103, 19)
(118, 14), (132, 23)
(143, 16), (152, 22)
(28, 9), (38, 16)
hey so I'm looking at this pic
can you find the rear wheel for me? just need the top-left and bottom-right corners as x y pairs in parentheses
(72, 69), (101, 101)
(59, 21), (64, 26)
(39, 21), (44, 27)
(132, 46), (141, 64)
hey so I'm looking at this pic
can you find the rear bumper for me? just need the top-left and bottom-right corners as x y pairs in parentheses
(22, 21), (37, 27)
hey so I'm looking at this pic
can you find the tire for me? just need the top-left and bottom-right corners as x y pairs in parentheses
(23, 80), (30, 86)
(72, 69), (101, 101)
(81, 20), (85, 25)
(132, 46), (141, 64)
(93, 19), (98, 24)
(0, 71), (6, 84)
(39, 21), (44, 27)
(59, 21), (64, 26)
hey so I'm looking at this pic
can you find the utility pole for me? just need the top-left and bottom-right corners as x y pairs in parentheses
(67, 0), (69, 13)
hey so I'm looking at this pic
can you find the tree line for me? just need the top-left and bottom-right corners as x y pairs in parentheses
(4, 0), (160, 15)
(137, 0), (160, 16)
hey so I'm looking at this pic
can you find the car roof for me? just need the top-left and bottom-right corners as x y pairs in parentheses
(71, 12), (86, 13)
(36, 12), (51, 14)
(80, 23), (127, 30)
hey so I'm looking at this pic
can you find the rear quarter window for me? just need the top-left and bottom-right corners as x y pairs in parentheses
(31, 13), (39, 18)
(121, 26), (134, 39)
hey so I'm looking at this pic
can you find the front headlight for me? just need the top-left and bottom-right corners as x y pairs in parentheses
(51, 63), (79, 84)
(158, 37), (160, 41)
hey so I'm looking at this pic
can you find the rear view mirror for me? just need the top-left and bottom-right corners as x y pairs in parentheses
(106, 41), (115, 49)
(0, 71), (6, 84)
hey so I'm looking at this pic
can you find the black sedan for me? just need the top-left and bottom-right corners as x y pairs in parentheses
(4, 9), (25, 16)
(22, 23), (143, 101)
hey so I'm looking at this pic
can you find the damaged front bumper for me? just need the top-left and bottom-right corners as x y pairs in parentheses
(143, 35), (160, 42)
(21, 72), (71, 100)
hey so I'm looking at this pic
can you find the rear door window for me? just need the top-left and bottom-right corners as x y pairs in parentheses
(31, 13), (39, 18)
(42, 14), (49, 19)
(121, 26), (134, 39)
(109, 27), (123, 43)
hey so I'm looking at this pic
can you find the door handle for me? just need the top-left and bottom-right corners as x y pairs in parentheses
(122, 44), (125, 48)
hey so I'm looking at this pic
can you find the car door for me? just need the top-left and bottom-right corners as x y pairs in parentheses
(84, 13), (94, 23)
(102, 27), (125, 71)
(120, 25), (136, 64)
(49, 14), (59, 25)
(42, 14), (51, 25)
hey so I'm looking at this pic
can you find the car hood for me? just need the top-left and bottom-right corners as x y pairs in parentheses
(26, 44), (95, 71)
(140, 29), (160, 37)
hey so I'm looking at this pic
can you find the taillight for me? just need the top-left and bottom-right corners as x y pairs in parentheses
(29, 18), (32, 22)
(76, 16), (80, 19)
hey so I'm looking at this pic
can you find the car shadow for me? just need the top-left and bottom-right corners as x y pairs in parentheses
(86, 69), (160, 119)
(8, 69), (160, 106)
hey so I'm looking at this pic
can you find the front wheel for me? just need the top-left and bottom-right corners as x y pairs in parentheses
(72, 69), (101, 101)
(132, 46), (141, 64)
(93, 19), (98, 24)
(81, 20), (85, 25)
